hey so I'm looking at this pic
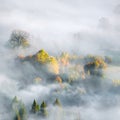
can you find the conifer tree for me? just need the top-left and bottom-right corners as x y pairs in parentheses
(12, 96), (19, 103)
(53, 98), (61, 107)
(19, 104), (27, 120)
(31, 99), (40, 113)
(40, 101), (48, 117)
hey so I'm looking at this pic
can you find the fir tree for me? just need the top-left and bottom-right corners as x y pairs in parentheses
(53, 98), (61, 107)
(31, 99), (40, 113)
(40, 101), (48, 117)
(14, 102), (27, 120)
(12, 96), (19, 103)
(19, 104), (27, 120)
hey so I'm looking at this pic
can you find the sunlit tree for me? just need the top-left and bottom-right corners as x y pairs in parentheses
(35, 49), (59, 74)
(84, 56), (107, 77)
(36, 49), (49, 63)
(12, 97), (27, 120)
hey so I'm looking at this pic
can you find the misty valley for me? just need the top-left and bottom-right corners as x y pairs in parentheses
(0, 30), (120, 120)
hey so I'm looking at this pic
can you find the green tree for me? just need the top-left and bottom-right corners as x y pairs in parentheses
(14, 106), (27, 120)
(40, 101), (48, 117)
(31, 99), (40, 113)
(14, 111), (21, 120)
(12, 97), (27, 120)
(12, 96), (20, 111)
(12, 96), (19, 103)
(19, 104), (27, 120)
(53, 98), (61, 107)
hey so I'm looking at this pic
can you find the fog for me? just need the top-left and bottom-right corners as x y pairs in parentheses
(0, 0), (120, 120)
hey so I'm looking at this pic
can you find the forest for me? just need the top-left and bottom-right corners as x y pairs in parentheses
(2, 30), (117, 120)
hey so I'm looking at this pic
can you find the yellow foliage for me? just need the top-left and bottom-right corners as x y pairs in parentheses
(35, 49), (59, 74)
(59, 52), (70, 66)
(47, 57), (59, 74)
(36, 49), (49, 63)
(95, 60), (99, 68)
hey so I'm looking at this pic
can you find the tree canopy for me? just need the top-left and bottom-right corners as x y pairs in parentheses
(35, 49), (59, 74)
(8, 30), (30, 48)
(84, 55), (107, 77)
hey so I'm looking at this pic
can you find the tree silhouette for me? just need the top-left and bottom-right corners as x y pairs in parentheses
(31, 99), (40, 113)
(40, 101), (48, 117)
(19, 104), (27, 120)
(9, 30), (30, 48)
(53, 98), (61, 107)
(13, 100), (27, 120)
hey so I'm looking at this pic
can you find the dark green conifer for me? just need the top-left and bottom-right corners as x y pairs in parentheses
(31, 99), (40, 113)
(40, 101), (48, 117)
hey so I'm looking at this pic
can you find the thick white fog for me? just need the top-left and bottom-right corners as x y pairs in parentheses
(0, 0), (120, 120)
(0, 0), (120, 52)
